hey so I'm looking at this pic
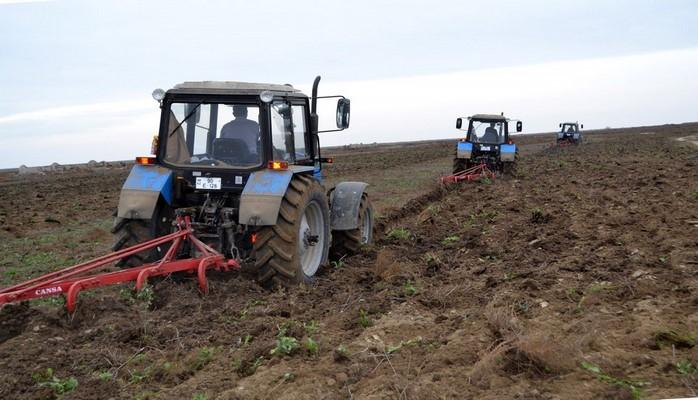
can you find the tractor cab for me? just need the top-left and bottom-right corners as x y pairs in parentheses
(153, 82), (350, 193)
(452, 114), (522, 176)
(557, 122), (583, 145)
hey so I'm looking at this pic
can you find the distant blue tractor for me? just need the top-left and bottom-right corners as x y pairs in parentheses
(452, 113), (522, 176)
(112, 76), (374, 286)
(556, 122), (583, 145)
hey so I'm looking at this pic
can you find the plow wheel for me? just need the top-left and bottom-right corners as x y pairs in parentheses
(111, 202), (175, 268)
(254, 174), (330, 285)
(330, 193), (374, 259)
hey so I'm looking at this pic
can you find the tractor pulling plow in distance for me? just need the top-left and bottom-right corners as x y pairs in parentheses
(555, 121), (584, 146)
(440, 113), (522, 184)
(0, 76), (376, 313)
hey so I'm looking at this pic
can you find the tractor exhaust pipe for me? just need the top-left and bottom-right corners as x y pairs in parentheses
(311, 75), (321, 115)
(310, 75), (321, 134)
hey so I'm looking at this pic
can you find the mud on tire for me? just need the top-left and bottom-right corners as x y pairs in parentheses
(254, 174), (330, 286)
(330, 193), (374, 259)
(111, 203), (174, 268)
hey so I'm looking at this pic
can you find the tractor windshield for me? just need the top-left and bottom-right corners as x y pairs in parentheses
(561, 123), (578, 133)
(163, 102), (262, 168)
(469, 120), (505, 144)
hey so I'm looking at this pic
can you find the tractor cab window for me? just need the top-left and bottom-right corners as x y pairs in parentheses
(270, 101), (308, 162)
(561, 123), (577, 133)
(164, 102), (262, 168)
(469, 121), (505, 144)
(292, 105), (308, 160)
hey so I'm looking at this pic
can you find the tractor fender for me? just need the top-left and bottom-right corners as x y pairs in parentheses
(330, 181), (369, 230)
(500, 144), (517, 162)
(456, 141), (472, 159)
(239, 166), (314, 226)
(117, 165), (173, 219)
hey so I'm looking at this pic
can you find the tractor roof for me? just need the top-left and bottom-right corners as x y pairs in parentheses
(561, 122), (579, 125)
(470, 114), (507, 122)
(169, 81), (306, 97)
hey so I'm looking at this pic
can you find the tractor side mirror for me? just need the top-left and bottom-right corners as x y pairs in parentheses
(559, 123), (562, 128)
(516, 121), (523, 132)
(456, 118), (463, 129)
(336, 98), (350, 129)
(580, 124), (584, 129)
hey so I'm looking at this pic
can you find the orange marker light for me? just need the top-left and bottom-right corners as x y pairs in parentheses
(267, 160), (289, 170)
(250, 232), (257, 244)
(136, 156), (157, 165)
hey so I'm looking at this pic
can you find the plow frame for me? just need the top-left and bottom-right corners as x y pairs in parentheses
(555, 137), (580, 147)
(440, 162), (496, 184)
(0, 216), (239, 313)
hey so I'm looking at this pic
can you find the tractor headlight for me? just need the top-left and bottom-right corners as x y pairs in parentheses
(259, 90), (273, 103)
(151, 88), (165, 102)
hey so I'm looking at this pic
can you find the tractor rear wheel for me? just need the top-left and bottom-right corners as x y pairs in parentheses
(453, 157), (469, 174)
(111, 202), (175, 268)
(330, 193), (374, 259)
(502, 161), (516, 176)
(254, 175), (330, 285)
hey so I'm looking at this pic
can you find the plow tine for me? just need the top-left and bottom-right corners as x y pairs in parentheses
(135, 236), (183, 291)
(197, 256), (217, 295)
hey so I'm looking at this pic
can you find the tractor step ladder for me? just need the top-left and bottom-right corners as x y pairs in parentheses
(0, 215), (238, 313)
(440, 163), (496, 184)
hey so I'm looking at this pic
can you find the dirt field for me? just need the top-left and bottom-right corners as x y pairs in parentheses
(1, 124), (697, 399)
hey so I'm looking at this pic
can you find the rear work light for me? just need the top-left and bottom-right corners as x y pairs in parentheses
(268, 160), (289, 170)
(136, 156), (157, 165)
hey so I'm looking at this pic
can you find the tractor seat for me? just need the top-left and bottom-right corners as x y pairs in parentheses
(212, 138), (254, 163)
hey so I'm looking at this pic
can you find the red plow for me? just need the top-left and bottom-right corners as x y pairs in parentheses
(0, 215), (239, 313)
(440, 162), (496, 184)
(555, 139), (576, 147)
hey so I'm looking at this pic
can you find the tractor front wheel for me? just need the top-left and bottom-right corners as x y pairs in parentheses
(254, 175), (330, 285)
(330, 193), (374, 259)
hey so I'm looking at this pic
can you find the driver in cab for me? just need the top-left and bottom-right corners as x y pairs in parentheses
(221, 105), (260, 155)
(482, 122), (499, 143)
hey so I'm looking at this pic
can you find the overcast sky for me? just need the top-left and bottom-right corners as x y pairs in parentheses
(1, 0), (697, 167)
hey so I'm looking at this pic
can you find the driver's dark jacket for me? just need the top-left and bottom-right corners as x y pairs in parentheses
(221, 119), (260, 153)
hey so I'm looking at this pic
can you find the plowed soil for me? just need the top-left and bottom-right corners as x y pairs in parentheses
(1, 124), (697, 399)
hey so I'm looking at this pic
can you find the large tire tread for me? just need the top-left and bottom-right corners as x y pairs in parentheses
(254, 175), (329, 286)
(111, 218), (155, 268)
(110, 203), (174, 268)
(453, 157), (469, 174)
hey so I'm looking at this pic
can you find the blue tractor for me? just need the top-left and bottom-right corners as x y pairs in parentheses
(452, 114), (522, 176)
(112, 77), (374, 286)
(556, 121), (583, 145)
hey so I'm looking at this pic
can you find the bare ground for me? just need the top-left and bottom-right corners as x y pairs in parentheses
(0, 124), (697, 399)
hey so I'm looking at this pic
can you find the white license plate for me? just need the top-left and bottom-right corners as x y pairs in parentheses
(195, 177), (222, 190)
(480, 146), (491, 151)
